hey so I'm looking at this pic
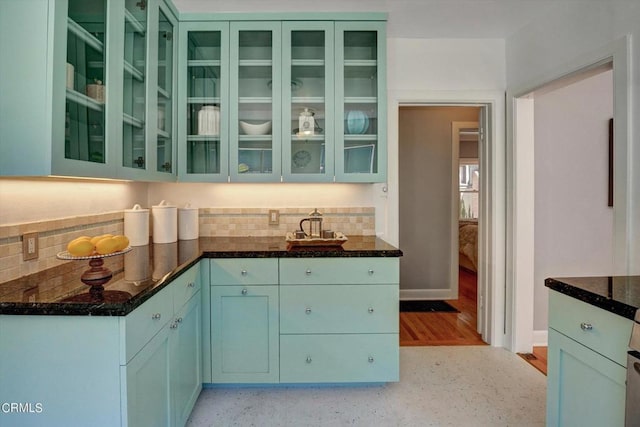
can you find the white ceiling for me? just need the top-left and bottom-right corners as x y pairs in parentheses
(173, 0), (568, 39)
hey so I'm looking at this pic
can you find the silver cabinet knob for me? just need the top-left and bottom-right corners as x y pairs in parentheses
(305, 269), (312, 276)
(580, 322), (593, 331)
(305, 307), (312, 314)
(241, 288), (248, 295)
(187, 282), (195, 288)
(368, 307), (374, 313)
(368, 356), (374, 363)
(368, 269), (374, 275)
(176, 317), (183, 323)
(241, 270), (248, 276)
(170, 322), (178, 329)
(306, 356), (312, 364)
(152, 313), (161, 320)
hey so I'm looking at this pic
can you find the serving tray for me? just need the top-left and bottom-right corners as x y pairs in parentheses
(285, 232), (348, 247)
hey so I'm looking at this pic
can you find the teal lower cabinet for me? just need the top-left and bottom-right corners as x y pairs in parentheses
(546, 291), (632, 427)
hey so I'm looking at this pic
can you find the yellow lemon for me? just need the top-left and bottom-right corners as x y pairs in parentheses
(71, 235), (92, 243)
(67, 239), (95, 257)
(112, 235), (129, 251)
(95, 237), (118, 255)
(90, 234), (113, 246)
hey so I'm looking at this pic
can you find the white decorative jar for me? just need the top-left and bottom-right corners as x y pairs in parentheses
(198, 105), (220, 136)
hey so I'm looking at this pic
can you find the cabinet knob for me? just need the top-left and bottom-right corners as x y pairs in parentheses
(305, 307), (312, 314)
(305, 269), (312, 276)
(368, 307), (374, 313)
(176, 317), (183, 323)
(580, 322), (593, 331)
(368, 356), (375, 363)
(368, 269), (374, 275)
(242, 288), (248, 295)
(170, 322), (178, 329)
(187, 282), (195, 288)
(152, 313), (161, 320)
(241, 270), (248, 276)
(306, 356), (312, 364)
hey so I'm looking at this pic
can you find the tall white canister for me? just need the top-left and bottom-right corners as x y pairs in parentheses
(124, 204), (149, 246)
(152, 200), (177, 244)
(178, 203), (199, 240)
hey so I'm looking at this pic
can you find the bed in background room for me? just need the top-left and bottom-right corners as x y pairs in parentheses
(459, 220), (478, 273)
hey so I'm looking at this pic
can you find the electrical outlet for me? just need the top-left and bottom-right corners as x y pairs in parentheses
(22, 232), (39, 261)
(268, 209), (280, 225)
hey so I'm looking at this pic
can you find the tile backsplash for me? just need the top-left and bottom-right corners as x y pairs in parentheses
(0, 207), (374, 283)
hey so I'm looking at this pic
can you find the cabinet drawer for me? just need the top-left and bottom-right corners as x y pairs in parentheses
(210, 258), (278, 285)
(173, 262), (200, 311)
(280, 285), (398, 334)
(123, 288), (173, 363)
(280, 334), (399, 383)
(549, 291), (633, 366)
(279, 258), (399, 285)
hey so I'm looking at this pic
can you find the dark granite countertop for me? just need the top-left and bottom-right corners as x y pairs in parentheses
(545, 276), (640, 320)
(0, 236), (401, 316)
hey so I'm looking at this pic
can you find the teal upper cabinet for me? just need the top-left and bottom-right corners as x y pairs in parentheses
(229, 22), (282, 182)
(282, 22), (335, 182)
(335, 22), (387, 182)
(177, 22), (230, 182)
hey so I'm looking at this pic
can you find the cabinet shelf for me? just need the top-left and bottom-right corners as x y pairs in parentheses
(239, 97), (272, 104)
(188, 135), (220, 141)
(344, 59), (377, 67)
(239, 135), (272, 142)
(66, 88), (104, 112)
(157, 129), (170, 139)
(344, 135), (377, 142)
(124, 60), (144, 82)
(291, 134), (324, 141)
(67, 18), (104, 53)
(239, 59), (273, 67)
(188, 60), (221, 67)
(291, 59), (325, 67)
(123, 113), (144, 128)
(158, 86), (170, 99)
(124, 9), (145, 35)
(292, 97), (325, 104)
(188, 97), (221, 104)
(344, 97), (377, 104)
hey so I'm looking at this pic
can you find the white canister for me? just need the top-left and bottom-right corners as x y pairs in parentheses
(152, 200), (178, 244)
(66, 63), (74, 90)
(157, 106), (165, 131)
(124, 204), (150, 246)
(178, 204), (199, 240)
(198, 105), (220, 136)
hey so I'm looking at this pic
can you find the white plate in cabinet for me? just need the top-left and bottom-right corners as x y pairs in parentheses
(280, 334), (399, 383)
(280, 285), (398, 334)
(122, 289), (173, 363)
(279, 258), (399, 285)
(210, 258), (279, 285)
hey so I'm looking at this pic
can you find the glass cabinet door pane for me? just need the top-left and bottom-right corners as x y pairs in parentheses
(122, 0), (147, 169)
(65, 0), (106, 163)
(233, 27), (278, 179)
(157, 9), (173, 173)
(343, 30), (378, 175)
(288, 29), (330, 178)
(186, 31), (222, 175)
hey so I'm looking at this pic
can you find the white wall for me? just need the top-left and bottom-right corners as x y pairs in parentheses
(533, 70), (614, 331)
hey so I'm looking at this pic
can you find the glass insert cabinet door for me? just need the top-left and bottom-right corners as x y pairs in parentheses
(335, 22), (386, 182)
(282, 22), (334, 182)
(156, 7), (173, 174)
(230, 22), (281, 182)
(180, 23), (229, 181)
(122, 0), (147, 170)
(65, 0), (107, 164)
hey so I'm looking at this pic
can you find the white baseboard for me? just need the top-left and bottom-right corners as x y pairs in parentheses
(532, 330), (548, 347)
(400, 288), (457, 300)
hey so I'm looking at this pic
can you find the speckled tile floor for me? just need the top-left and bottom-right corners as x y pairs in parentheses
(186, 347), (546, 427)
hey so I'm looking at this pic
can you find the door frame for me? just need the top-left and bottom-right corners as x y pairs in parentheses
(387, 90), (505, 347)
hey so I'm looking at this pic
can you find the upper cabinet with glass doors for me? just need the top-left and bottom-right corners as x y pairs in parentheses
(177, 22), (229, 182)
(282, 22), (334, 182)
(335, 22), (387, 182)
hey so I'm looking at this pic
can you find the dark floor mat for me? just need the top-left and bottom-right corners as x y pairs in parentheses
(400, 300), (460, 313)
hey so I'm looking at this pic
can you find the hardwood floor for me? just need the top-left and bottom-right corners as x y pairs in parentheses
(400, 268), (487, 346)
(518, 346), (548, 376)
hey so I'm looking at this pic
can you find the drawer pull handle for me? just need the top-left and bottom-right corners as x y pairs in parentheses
(242, 288), (248, 295)
(170, 322), (178, 329)
(152, 313), (161, 320)
(305, 269), (312, 275)
(306, 356), (312, 364)
(368, 269), (374, 275)
(580, 322), (593, 331)
(305, 307), (312, 314)
(241, 270), (248, 276)
(368, 356), (374, 363)
(368, 307), (374, 313)
(188, 282), (195, 288)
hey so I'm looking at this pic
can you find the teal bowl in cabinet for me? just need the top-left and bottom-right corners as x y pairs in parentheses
(345, 110), (369, 134)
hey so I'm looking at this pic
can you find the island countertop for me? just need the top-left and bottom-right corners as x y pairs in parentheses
(545, 276), (640, 320)
(0, 236), (402, 316)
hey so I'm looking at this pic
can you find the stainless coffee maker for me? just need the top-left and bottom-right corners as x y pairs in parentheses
(299, 208), (323, 238)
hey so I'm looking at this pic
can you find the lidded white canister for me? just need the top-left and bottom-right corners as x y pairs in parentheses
(152, 200), (178, 244)
(178, 203), (199, 240)
(124, 204), (149, 246)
